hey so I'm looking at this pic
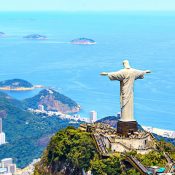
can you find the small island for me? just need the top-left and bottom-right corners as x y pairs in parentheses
(0, 32), (6, 37)
(24, 34), (47, 40)
(0, 79), (43, 91)
(71, 38), (96, 45)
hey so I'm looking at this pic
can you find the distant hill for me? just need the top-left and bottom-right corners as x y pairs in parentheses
(71, 38), (96, 45)
(96, 116), (120, 128)
(0, 91), (80, 168)
(23, 89), (80, 113)
(24, 34), (47, 40)
(0, 79), (44, 91)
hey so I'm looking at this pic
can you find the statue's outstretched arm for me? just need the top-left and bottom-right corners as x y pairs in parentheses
(100, 72), (108, 76)
(101, 70), (124, 81)
(144, 70), (151, 74)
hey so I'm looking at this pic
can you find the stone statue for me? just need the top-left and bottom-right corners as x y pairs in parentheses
(100, 60), (151, 122)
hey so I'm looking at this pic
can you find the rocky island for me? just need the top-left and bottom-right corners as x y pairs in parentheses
(71, 38), (96, 45)
(23, 89), (80, 114)
(0, 79), (43, 91)
(24, 34), (47, 40)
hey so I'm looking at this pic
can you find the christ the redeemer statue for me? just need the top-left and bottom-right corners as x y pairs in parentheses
(101, 60), (151, 122)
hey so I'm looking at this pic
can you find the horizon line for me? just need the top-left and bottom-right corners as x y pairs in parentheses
(0, 9), (175, 13)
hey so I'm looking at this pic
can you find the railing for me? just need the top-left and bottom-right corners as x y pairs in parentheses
(164, 152), (175, 173)
(126, 155), (151, 175)
(92, 133), (108, 156)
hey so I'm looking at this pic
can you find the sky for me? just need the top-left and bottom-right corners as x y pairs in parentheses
(0, 0), (175, 12)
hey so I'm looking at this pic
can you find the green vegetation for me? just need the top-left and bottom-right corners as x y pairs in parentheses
(90, 154), (122, 175)
(34, 127), (175, 175)
(157, 139), (175, 160)
(126, 168), (140, 175)
(0, 92), (79, 168)
(33, 127), (131, 175)
(135, 151), (167, 167)
(1, 90), (175, 173)
(34, 127), (97, 175)
(0, 79), (33, 88)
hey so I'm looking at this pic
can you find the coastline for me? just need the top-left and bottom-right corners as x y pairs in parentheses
(142, 125), (175, 139)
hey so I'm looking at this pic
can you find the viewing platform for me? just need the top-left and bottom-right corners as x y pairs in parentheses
(79, 123), (156, 155)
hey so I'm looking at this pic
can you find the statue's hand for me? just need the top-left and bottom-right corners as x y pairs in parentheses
(100, 72), (108, 76)
(145, 70), (151, 74)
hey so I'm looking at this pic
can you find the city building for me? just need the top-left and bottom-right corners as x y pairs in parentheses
(0, 118), (6, 145)
(90, 110), (97, 123)
(38, 104), (44, 111)
(0, 158), (16, 175)
(0, 118), (2, 133)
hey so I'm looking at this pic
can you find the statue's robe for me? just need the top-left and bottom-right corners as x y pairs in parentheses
(108, 68), (145, 121)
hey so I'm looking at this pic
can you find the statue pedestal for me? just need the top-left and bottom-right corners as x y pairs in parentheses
(117, 120), (138, 136)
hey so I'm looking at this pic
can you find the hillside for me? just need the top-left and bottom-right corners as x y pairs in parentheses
(34, 127), (175, 175)
(96, 116), (120, 128)
(23, 89), (80, 113)
(0, 92), (80, 168)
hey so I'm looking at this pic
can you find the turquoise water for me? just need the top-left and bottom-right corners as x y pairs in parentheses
(0, 12), (175, 130)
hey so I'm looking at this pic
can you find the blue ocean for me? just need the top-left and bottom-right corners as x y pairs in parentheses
(0, 12), (175, 130)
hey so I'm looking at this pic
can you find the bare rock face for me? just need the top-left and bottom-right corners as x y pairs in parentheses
(24, 89), (80, 114)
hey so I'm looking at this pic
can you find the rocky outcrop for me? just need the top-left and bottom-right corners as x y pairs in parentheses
(23, 89), (80, 114)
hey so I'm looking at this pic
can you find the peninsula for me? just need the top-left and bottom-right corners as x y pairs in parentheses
(0, 79), (43, 91)
(71, 38), (96, 45)
(23, 89), (80, 114)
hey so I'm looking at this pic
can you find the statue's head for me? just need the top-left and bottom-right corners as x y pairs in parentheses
(123, 60), (131, 69)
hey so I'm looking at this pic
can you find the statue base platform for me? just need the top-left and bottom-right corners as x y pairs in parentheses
(117, 120), (138, 136)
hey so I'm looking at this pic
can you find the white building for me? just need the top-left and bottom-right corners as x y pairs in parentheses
(90, 111), (97, 123)
(0, 133), (5, 145)
(0, 118), (6, 145)
(0, 118), (2, 133)
(38, 104), (44, 111)
(0, 158), (16, 175)
(1, 158), (13, 168)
